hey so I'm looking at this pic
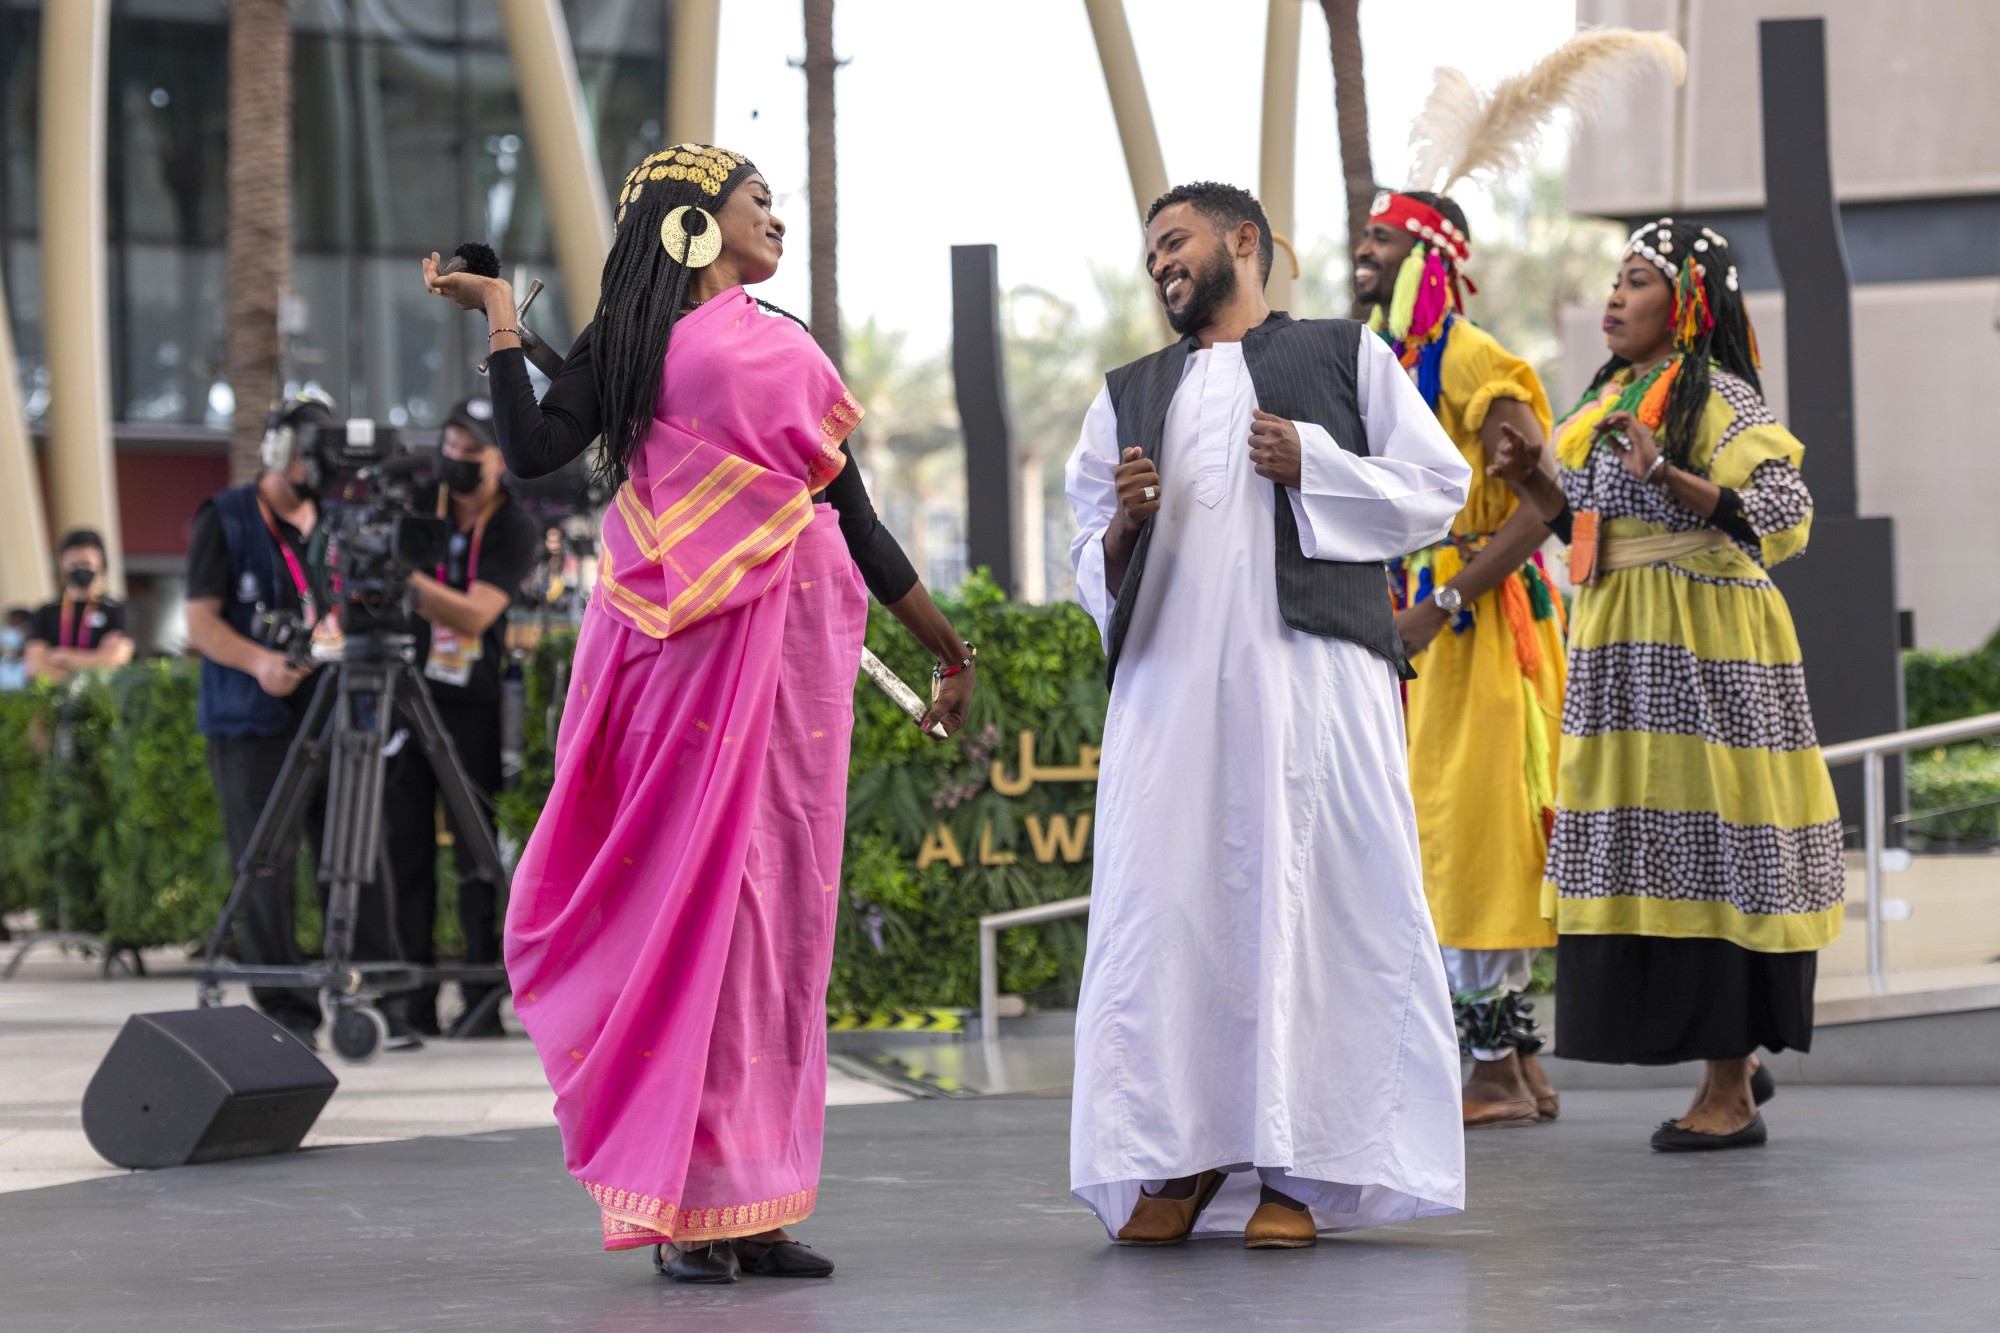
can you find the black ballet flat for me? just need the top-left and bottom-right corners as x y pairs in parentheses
(735, 1237), (835, 1278)
(1650, 1113), (1768, 1153)
(1750, 1062), (1776, 1106)
(654, 1241), (741, 1284)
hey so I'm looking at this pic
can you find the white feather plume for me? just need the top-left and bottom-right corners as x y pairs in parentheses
(1406, 28), (1687, 194)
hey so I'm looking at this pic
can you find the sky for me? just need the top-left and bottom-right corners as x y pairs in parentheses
(706, 0), (1581, 351)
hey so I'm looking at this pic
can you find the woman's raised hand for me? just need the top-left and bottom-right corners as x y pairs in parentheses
(422, 251), (510, 313)
(1485, 420), (1544, 485)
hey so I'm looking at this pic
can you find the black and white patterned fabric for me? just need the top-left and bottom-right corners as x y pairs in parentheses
(1547, 807), (1846, 917)
(1563, 642), (1821, 751)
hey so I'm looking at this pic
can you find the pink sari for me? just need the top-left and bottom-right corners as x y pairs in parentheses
(505, 288), (868, 1250)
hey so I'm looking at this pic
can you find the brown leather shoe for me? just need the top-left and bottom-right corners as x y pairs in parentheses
(1462, 1095), (1542, 1128)
(1244, 1200), (1318, 1249)
(1114, 1170), (1225, 1246)
(1520, 1053), (1560, 1122)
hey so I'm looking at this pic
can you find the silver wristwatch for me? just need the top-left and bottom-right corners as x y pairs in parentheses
(1431, 585), (1463, 615)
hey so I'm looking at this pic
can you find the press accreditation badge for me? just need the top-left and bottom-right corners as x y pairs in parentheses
(423, 625), (482, 687)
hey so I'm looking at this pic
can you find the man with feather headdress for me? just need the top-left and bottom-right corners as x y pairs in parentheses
(1360, 30), (1686, 1129)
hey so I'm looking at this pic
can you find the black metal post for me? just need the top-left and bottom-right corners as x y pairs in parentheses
(1759, 16), (1905, 842)
(1761, 17), (1856, 519)
(951, 244), (1017, 597)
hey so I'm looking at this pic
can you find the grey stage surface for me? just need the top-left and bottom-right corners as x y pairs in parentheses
(4, 1089), (1997, 1332)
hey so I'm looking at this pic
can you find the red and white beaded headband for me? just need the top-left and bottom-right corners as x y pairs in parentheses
(1370, 191), (1472, 269)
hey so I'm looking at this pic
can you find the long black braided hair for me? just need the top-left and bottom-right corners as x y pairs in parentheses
(592, 144), (805, 487)
(1582, 219), (1761, 467)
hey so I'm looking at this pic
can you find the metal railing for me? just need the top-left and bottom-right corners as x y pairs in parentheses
(1821, 710), (2000, 992)
(978, 895), (1090, 1044)
(972, 711), (2000, 1032)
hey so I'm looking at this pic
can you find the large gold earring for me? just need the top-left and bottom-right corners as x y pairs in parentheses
(660, 205), (722, 268)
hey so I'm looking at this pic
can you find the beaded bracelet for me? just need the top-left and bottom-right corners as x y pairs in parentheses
(934, 641), (977, 680)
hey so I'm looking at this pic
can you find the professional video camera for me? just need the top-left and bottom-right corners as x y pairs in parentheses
(311, 420), (449, 638)
(250, 419), (449, 665)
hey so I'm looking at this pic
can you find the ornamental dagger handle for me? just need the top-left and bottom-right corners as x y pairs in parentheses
(861, 648), (949, 740)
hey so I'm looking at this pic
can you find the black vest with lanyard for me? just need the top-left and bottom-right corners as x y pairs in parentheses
(197, 482), (313, 737)
(1100, 312), (1409, 687)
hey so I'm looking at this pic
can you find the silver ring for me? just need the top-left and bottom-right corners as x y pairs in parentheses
(1142, 485), (1158, 502)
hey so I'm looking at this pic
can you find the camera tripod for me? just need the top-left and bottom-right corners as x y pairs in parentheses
(196, 631), (510, 1062)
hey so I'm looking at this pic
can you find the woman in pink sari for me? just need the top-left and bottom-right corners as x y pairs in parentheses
(423, 145), (974, 1284)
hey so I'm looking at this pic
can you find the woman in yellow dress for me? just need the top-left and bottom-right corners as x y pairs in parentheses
(1493, 219), (1842, 1152)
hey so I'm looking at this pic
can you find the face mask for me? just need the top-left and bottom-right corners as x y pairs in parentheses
(1, 628), (22, 654)
(66, 566), (98, 591)
(441, 457), (485, 496)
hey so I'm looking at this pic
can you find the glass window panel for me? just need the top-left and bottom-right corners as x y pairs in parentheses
(355, 0), (459, 44)
(293, 1), (356, 37)
(112, 16), (229, 245)
(580, 51), (665, 191)
(566, 0), (668, 58)
(9, 239), (48, 427)
(295, 31), (359, 251)
(116, 0), (231, 22)
(120, 242), (226, 426)
(353, 37), (461, 251)
(463, 48), (553, 264)
(286, 252), (353, 418)
(2, 7), (39, 237)
(350, 254), (460, 427)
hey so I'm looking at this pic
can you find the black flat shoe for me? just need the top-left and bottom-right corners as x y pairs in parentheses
(654, 1241), (741, 1284)
(735, 1237), (835, 1278)
(1650, 1113), (1768, 1152)
(1750, 1062), (1776, 1106)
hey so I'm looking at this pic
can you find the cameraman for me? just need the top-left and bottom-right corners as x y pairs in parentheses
(184, 395), (405, 1049)
(387, 395), (538, 1038)
(25, 529), (135, 683)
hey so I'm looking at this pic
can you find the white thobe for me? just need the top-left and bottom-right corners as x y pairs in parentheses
(1065, 332), (1472, 1237)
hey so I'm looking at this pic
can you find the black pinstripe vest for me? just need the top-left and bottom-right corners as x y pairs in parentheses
(1100, 312), (1410, 687)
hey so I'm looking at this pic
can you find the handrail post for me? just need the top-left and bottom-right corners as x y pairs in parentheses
(979, 920), (1000, 1046)
(1862, 749), (1887, 992)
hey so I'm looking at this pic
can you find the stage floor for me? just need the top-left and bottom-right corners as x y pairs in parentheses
(2, 1087), (1996, 1331)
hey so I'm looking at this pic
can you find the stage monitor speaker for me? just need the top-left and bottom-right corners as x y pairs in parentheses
(82, 1007), (339, 1169)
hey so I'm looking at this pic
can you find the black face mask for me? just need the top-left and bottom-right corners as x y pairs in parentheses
(441, 457), (485, 496)
(65, 566), (98, 591)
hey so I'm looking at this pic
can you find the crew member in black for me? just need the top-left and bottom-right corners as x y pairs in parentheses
(384, 395), (539, 1038)
(185, 395), (397, 1049)
(25, 529), (134, 683)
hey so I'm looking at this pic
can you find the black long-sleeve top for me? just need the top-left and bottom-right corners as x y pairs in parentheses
(1542, 489), (1757, 547)
(487, 326), (919, 605)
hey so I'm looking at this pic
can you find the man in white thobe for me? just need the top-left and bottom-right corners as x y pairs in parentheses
(1066, 182), (1471, 1249)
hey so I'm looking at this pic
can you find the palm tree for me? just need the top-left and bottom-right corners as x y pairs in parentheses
(224, 0), (292, 483)
(801, 0), (844, 374)
(1319, 0), (1373, 307)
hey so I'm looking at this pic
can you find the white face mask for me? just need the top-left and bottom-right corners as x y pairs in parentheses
(1, 628), (23, 654)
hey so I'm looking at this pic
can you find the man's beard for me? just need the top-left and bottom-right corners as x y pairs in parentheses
(1164, 246), (1238, 336)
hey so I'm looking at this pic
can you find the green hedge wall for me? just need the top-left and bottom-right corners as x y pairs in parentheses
(5, 599), (1993, 994)
(0, 573), (1106, 1011)
(1902, 626), (2000, 848)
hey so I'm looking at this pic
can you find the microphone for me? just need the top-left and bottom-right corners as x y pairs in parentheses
(440, 241), (501, 279)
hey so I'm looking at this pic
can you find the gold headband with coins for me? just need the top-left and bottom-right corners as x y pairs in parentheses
(615, 143), (752, 225)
